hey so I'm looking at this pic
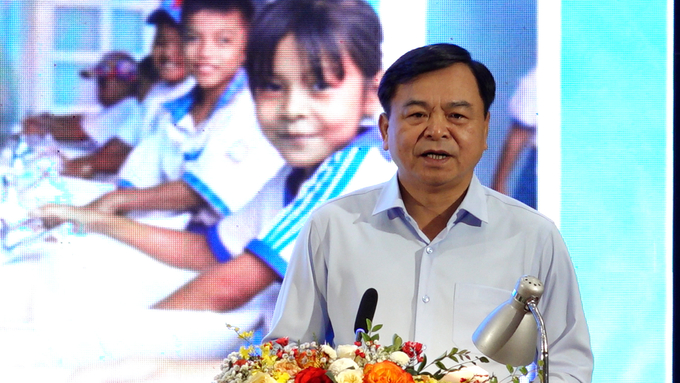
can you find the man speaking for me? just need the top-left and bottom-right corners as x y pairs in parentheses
(266, 43), (593, 383)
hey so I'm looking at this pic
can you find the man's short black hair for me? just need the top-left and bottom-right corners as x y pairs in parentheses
(378, 44), (496, 117)
(246, 0), (382, 94)
(181, 0), (255, 31)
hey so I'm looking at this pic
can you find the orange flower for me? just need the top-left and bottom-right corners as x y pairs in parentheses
(363, 361), (415, 383)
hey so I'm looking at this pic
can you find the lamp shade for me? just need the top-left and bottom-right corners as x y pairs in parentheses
(472, 276), (544, 366)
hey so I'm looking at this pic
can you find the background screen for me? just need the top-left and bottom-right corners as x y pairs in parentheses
(0, 1), (672, 382)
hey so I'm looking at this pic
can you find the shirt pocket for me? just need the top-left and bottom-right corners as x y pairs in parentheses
(451, 283), (511, 353)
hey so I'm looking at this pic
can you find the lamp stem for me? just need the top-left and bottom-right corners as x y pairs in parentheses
(527, 299), (548, 383)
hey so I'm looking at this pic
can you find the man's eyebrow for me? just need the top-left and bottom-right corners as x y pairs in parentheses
(444, 100), (473, 109)
(401, 100), (475, 109)
(402, 100), (429, 109)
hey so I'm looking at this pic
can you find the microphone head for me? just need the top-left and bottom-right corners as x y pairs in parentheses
(354, 288), (378, 333)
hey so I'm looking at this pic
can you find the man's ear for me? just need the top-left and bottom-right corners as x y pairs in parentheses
(362, 70), (383, 117)
(378, 113), (389, 151)
(483, 112), (490, 150)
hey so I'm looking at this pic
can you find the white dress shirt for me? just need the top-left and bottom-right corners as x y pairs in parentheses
(267, 173), (593, 383)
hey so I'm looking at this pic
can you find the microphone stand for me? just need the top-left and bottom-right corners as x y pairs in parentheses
(527, 298), (548, 383)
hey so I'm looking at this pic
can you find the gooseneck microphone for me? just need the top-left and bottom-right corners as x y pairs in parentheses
(354, 288), (378, 342)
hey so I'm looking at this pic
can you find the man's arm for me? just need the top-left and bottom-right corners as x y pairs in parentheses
(31, 203), (217, 271)
(87, 180), (204, 214)
(152, 251), (278, 311)
(62, 138), (133, 178)
(538, 226), (594, 383)
(491, 123), (534, 195)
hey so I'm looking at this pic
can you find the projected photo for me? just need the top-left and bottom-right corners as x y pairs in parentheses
(0, 0), (600, 382)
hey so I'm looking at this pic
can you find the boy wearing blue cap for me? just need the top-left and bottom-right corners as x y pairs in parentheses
(22, 51), (140, 178)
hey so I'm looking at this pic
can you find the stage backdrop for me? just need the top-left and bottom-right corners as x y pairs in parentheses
(0, 1), (671, 383)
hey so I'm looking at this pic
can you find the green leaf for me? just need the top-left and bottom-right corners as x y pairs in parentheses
(448, 356), (458, 363)
(519, 366), (528, 375)
(479, 357), (489, 363)
(372, 324), (383, 332)
(448, 348), (459, 356)
(417, 356), (427, 372)
(326, 370), (338, 383)
(392, 334), (403, 349)
(506, 365), (514, 373)
(435, 361), (447, 370)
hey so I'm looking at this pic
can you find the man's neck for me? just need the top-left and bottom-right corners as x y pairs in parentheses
(399, 178), (471, 241)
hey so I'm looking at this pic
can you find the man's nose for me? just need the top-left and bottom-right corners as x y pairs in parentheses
(424, 113), (450, 139)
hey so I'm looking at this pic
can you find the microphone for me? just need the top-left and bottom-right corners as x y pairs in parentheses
(354, 288), (378, 342)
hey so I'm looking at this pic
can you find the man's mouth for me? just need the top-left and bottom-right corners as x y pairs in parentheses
(422, 151), (451, 160)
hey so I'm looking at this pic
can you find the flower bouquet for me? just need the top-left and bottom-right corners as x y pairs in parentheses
(214, 322), (537, 383)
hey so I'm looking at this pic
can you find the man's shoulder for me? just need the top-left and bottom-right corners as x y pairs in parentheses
(482, 185), (558, 231)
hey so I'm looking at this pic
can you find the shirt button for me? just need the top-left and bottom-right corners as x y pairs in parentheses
(422, 295), (430, 303)
(425, 247), (433, 254)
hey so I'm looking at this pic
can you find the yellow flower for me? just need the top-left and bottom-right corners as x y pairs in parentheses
(240, 345), (255, 359)
(245, 372), (278, 383)
(273, 371), (291, 383)
(413, 375), (438, 383)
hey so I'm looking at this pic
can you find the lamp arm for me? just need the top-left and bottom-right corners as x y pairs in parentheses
(527, 298), (548, 383)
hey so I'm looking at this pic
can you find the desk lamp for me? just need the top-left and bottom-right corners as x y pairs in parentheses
(472, 275), (548, 383)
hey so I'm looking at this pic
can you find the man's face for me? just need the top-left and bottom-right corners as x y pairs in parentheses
(152, 23), (187, 84)
(379, 63), (489, 192)
(183, 9), (248, 92)
(255, 34), (374, 169)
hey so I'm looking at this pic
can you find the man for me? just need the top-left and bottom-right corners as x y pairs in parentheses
(267, 44), (593, 382)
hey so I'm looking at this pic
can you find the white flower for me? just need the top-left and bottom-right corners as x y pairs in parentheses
(388, 351), (410, 367)
(441, 366), (490, 383)
(328, 358), (360, 376)
(336, 345), (358, 359)
(321, 344), (337, 359)
(335, 368), (364, 383)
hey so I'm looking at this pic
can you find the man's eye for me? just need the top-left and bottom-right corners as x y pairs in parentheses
(219, 37), (232, 44)
(449, 113), (466, 120)
(409, 112), (426, 119)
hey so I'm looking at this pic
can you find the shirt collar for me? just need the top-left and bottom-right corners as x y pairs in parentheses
(163, 68), (248, 123)
(372, 173), (489, 226)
